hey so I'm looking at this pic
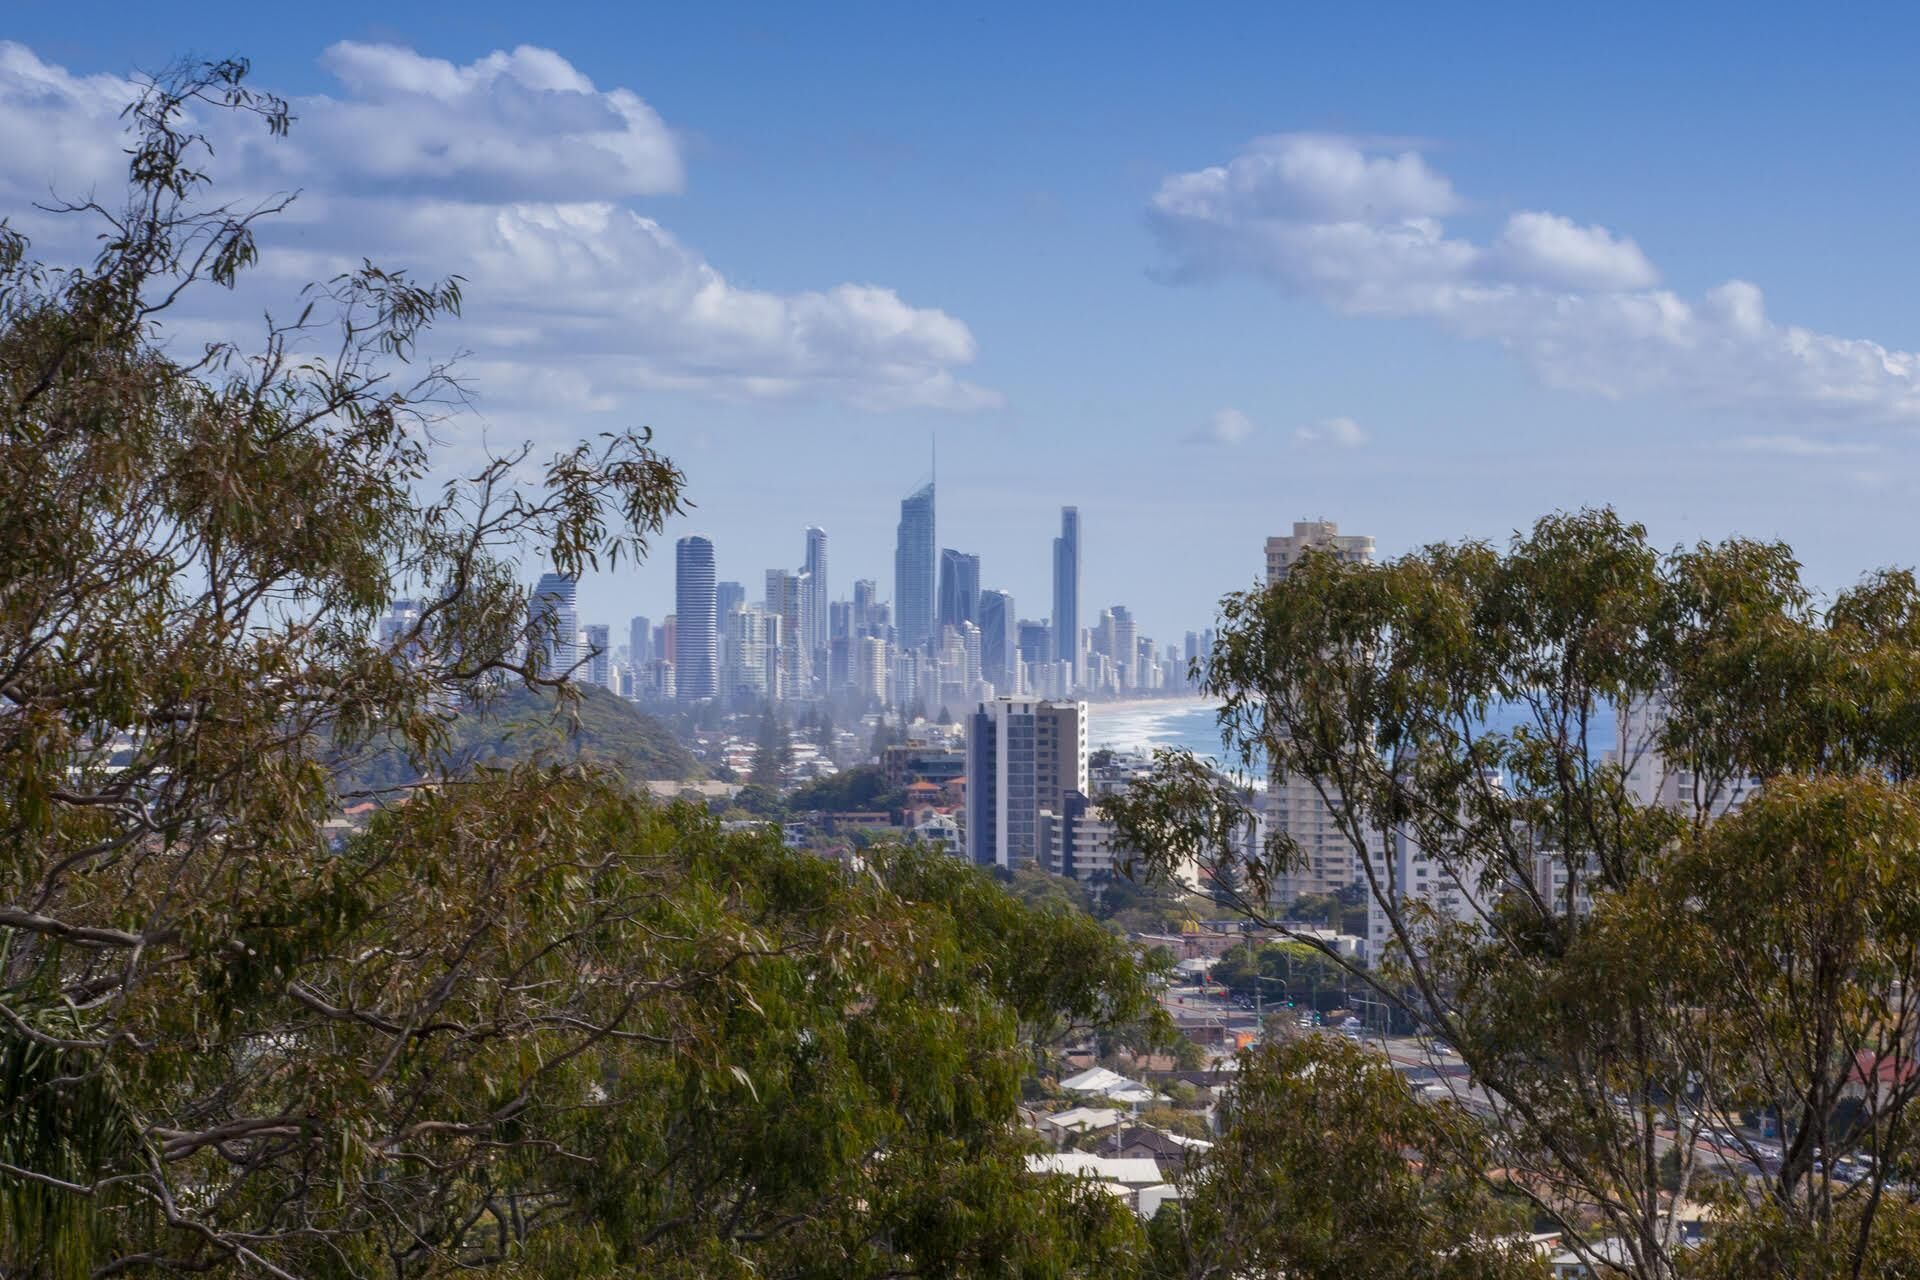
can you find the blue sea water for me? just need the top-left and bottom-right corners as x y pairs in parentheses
(1086, 697), (1620, 773)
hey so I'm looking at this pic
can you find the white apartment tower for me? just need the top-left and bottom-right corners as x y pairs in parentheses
(1264, 520), (1387, 907)
(1265, 519), (1376, 583)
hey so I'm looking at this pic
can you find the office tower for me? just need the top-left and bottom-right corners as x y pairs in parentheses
(804, 527), (829, 663)
(580, 623), (611, 688)
(937, 549), (980, 630)
(894, 480), (935, 651)
(856, 636), (888, 705)
(659, 617), (675, 668)
(977, 589), (1014, 691)
(1265, 519), (1375, 584)
(766, 569), (812, 696)
(674, 537), (717, 701)
(530, 571), (579, 676)
(1052, 507), (1080, 684)
(853, 579), (877, 635)
(630, 616), (653, 668)
(964, 697), (1088, 870)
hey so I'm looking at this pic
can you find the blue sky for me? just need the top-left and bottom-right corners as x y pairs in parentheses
(7, 3), (1920, 644)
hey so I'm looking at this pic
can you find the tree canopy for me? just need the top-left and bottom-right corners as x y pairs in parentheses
(0, 61), (1168, 1279)
(1110, 508), (1920, 1276)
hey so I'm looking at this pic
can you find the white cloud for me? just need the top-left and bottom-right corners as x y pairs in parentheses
(1149, 133), (1920, 423)
(0, 41), (994, 414)
(1189, 407), (1255, 445)
(1293, 416), (1368, 448)
(1490, 211), (1658, 291)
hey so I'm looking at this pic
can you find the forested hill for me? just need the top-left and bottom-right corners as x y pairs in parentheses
(345, 685), (697, 790)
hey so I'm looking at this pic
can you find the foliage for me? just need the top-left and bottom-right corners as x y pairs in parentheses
(786, 764), (901, 814)
(346, 683), (695, 791)
(0, 62), (1164, 1279)
(1147, 1038), (1545, 1279)
(750, 705), (795, 789)
(1110, 508), (1920, 1276)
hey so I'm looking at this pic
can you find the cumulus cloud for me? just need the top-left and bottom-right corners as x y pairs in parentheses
(1149, 133), (1920, 423)
(1188, 407), (1255, 446)
(1294, 416), (1368, 448)
(0, 41), (994, 413)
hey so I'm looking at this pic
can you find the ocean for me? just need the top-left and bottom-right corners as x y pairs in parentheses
(1085, 696), (1620, 772)
(1086, 698), (1238, 763)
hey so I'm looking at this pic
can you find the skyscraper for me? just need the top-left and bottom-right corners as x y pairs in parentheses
(766, 569), (811, 695)
(1109, 605), (1137, 689)
(1259, 521), (1384, 905)
(1052, 507), (1080, 685)
(530, 571), (578, 676)
(629, 615), (652, 669)
(853, 578), (877, 635)
(1265, 519), (1375, 583)
(937, 548), (980, 631)
(964, 697), (1088, 870)
(894, 480), (935, 651)
(674, 536), (717, 701)
(715, 581), (745, 687)
(580, 623), (611, 689)
(716, 581), (746, 623)
(803, 527), (829, 664)
(977, 588), (1015, 691)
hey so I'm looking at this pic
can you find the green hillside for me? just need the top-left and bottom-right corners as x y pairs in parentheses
(447, 684), (696, 779)
(345, 685), (696, 791)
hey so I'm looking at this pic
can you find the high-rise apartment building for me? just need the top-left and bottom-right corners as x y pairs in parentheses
(530, 571), (578, 677)
(674, 537), (717, 701)
(937, 548), (980, 630)
(894, 480), (935, 651)
(724, 604), (778, 703)
(964, 697), (1088, 870)
(766, 569), (812, 695)
(853, 579), (878, 635)
(1109, 605), (1137, 689)
(855, 636), (888, 705)
(580, 623), (611, 688)
(1265, 520), (1376, 584)
(804, 527), (829, 665)
(977, 589), (1014, 691)
(1052, 507), (1080, 685)
(629, 615), (652, 669)
(1261, 520), (1382, 904)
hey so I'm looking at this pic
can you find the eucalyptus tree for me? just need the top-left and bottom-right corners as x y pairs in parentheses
(0, 60), (1162, 1279)
(1110, 510), (1920, 1277)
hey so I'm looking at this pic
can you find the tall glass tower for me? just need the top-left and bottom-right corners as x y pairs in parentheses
(804, 526), (829, 662)
(894, 480), (935, 651)
(674, 535), (718, 701)
(1052, 507), (1080, 684)
(938, 549), (980, 631)
(530, 571), (578, 676)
